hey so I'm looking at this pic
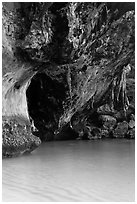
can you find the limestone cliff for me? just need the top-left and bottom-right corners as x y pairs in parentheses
(2, 2), (135, 157)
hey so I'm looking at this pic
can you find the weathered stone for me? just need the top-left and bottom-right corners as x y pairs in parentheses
(100, 129), (110, 138)
(113, 121), (129, 138)
(126, 128), (135, 139)
(97, 104), (115, 115)
(130, 114), (135, 121)
(99, 115), (117, 131)
(71, 120), (91, 140)
(114, 111), (126, 121)
(2, 2), (135, 154)
(2, 118), (41, 158)
(128, 119), (135, 129)
(88, 127), (102, 140)
(71, 117), (102, 140)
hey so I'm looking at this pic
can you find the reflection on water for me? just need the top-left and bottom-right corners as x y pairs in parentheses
(2, 139), (135, 202)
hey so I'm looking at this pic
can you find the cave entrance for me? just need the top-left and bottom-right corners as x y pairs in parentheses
(26, 73), (66, 141)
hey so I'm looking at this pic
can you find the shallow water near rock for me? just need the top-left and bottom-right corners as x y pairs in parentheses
(2, 139), (135, 202)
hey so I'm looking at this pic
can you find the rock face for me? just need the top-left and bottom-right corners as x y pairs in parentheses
(2, 2), (135, 157)
(113, 121), (129, 138)
(99, 115), (117, 131)
(128, 114), (135, 129)
(2, 118), (41, 158)
(126, 128), (135, 139)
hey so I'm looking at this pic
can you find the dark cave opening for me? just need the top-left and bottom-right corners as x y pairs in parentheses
(26, 73), (66, 141)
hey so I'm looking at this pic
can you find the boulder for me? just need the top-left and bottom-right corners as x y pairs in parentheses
(99, 115), (117, 131)
(2, 118), (41, 158)
(88, 127), (102, 140)
(113, 121), (129, 138)
(100, 129), (110, 138)
(128, 114), (135, 129)
(126, 128), (135, 139)
(128, 119), (135, 129)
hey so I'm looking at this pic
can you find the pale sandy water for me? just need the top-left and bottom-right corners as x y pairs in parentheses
(2, 139), (135, 202)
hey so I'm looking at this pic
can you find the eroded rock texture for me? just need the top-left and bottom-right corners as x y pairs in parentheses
(2, 118), (41, 158)
(2, 2), (135, 156)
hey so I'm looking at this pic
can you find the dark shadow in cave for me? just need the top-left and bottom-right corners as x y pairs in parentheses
(26, 73), (66, 141)
(48, 2), (69, 64)
(50, 2), (69, 43)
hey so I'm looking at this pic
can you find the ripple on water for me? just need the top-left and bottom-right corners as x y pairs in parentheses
(2, 139), (135, 202)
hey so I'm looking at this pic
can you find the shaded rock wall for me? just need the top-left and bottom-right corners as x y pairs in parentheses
(2, 2), (135, 153)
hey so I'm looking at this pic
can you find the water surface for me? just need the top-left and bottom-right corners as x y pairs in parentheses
(2, 139), (135, 202)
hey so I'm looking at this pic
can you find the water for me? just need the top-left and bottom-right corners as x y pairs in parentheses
(2, 139), (135, 202)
